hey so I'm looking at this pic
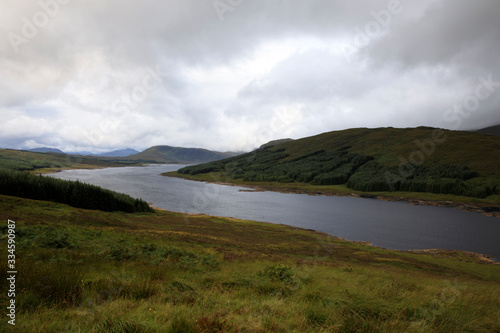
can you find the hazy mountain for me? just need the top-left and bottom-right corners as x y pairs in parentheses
(128, 145), (238, 163)
(475, 124), (500, 137)
(96, 148), (140, 157)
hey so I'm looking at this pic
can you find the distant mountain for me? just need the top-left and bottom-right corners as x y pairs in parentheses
(475, 124), (500, 137)
(27, 147), (65, 154)
(128, 145), (238, 163)
(65, 148), (140, 157)
(258, 138), (294, 150)
(66, 151), (94, 156)
(96, 148), (140, 157)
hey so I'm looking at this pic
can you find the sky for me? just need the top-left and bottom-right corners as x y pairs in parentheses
(1, 0), (499, 153)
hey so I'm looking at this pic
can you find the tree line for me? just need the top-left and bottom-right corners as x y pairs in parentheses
(0, 168), (154, 213)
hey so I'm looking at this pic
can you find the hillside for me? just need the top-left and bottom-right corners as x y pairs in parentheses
(1, 194), (499, 332)
(0, 148), (142, 173)
(27, 147), (65, 154)
(171, 127), (500, 204)
(128, 145), (238, 164)
(476, 124), (500, 137)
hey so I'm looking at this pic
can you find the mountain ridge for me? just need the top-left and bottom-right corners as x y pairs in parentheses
(27, 147), (65, 154)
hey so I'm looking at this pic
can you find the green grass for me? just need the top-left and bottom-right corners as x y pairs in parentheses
(1, 194), (499, 332)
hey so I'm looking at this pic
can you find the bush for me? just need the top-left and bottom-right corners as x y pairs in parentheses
(37, 229), (77, 249)
(260, 263), (295, 284)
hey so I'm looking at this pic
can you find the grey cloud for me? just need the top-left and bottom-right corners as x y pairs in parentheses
(1, 1), (499, 152)
(367, 0), (500, 69)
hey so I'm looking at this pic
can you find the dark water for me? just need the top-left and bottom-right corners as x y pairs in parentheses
(49, 164), (500, 260)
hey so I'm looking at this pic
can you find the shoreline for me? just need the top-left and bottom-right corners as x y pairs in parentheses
(148, 202), (499, 264)
(162, 172), (500, 218)
(31, 166), (499, 263)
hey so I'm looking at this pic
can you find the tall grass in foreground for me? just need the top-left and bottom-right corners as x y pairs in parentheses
(6, 256), (500, 333)
(0, 195), (499, 332)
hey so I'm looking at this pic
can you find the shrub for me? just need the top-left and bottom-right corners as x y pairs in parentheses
(260, 263), (295, 284)
(38, 229), (77, 249)
(108, 245), (136, 261)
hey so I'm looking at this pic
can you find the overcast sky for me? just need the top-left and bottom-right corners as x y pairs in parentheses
(1, 0), (499, 153)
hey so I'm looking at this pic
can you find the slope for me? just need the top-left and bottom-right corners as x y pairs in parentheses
(476, 124), (500, 137)
(1, 194), (499, 332)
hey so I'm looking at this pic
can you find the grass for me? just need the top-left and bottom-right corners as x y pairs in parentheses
(0, 194), (499, 332)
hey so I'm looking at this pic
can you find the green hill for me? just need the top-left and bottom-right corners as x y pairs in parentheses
(172, 127), (500, 204)
(127, 145), (238, 164)
(0, 148), (142, 173)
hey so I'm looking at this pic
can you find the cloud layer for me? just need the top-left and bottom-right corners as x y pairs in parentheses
(1, 0), (499, 152)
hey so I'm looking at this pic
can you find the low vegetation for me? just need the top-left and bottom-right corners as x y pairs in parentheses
(174, 127), (500, 203)
(1, 195), (499, 332)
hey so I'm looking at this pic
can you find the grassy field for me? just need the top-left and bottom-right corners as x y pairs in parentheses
(1, 194), (499, 332)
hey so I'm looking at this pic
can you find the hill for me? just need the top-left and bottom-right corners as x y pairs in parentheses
(128, 145), (238, 163)
(27, 147), (65, 154)
(171, 127), (500, 204)
(0, 148), (143, 173)
(1, 194), (499, 332)
(258, 138), (294, 149)
(95, 148), (140, 157)
(476, 124), (500, 137)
